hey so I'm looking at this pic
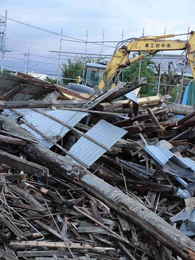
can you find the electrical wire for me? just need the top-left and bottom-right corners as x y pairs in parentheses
(0, 14), (84, 42)
(0, 14), (116, 49)
(49, 50), (112, 57)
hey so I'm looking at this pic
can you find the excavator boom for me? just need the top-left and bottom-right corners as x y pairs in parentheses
(98, 31), (195, 91)
(126, 39), (186, 52)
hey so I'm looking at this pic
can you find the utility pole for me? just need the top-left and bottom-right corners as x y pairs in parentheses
(121, 29), (124, 41)
(138, 29), (144, 82)
(0, 10), (8, 72)
(157, 64), (161, 95)
(81, 30), (88, 83)
(142, 28), (145, 37)
(99, 29), (104, 61)
(57, 28), (63, 85)
(24, 49), (30, 74)
(85, 30), (88, 56)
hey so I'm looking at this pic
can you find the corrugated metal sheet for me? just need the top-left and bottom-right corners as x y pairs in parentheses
(67, 83), (95, 95)
(9, 109), (87, 148)
(144, 145), (174, 166)
(66, 120), (127, 167)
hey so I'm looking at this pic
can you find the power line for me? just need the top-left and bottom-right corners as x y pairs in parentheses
(50, 50), (112, 57)
(61, 38), (115, 48)
(0, 14), (85, 43)
(5, 56), (59, 66)
(7, 51), (58, 61)
(0, 14), (116, 49)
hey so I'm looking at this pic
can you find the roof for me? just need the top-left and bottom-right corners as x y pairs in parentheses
(86, 63), (106, 70)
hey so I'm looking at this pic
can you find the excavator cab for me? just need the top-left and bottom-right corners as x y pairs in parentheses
(65, 63), (106, 96)
(83, 63), (106, 88)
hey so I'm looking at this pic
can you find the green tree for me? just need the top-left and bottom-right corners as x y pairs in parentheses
(61, 59), (84, 85)
(122, 58), (156, 96)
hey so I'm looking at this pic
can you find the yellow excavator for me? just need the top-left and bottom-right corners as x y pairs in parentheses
(98, 31), (195, 91)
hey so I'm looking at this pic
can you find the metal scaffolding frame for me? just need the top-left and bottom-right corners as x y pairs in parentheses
(0, 10), (8, 72)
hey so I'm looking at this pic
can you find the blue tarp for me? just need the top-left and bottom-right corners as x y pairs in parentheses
(185, 80), (195, 105)
(177, 80), (195, 119)
(182, 84), (190, 105)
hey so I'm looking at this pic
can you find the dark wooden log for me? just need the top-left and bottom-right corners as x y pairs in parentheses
(9, 185), (46, 212)
(0, 149), (48, 176)
(0, 134), (26, 145)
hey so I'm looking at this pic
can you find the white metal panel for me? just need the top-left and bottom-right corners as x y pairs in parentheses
(144, 145), (174, 166)
(66, 120), (127, 167)
(11, 109), (87, 148)
(125, 92), (138, 104)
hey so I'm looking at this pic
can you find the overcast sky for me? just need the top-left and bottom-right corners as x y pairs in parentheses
(1, 0), (195, 74)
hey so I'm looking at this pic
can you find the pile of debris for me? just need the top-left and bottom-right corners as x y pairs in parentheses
(1, 78), (195, 259)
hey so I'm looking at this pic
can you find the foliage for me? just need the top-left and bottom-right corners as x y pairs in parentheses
(45, 77), (57, 84)
(0, 69), (12, 76)
(121, 58), (156, 96)
(61, 57), (156, 96)
(61, 59), (84, 85)
(169, 84), (179, 102)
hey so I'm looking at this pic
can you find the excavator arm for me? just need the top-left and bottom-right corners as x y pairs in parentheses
(98, 31), (195, 91)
